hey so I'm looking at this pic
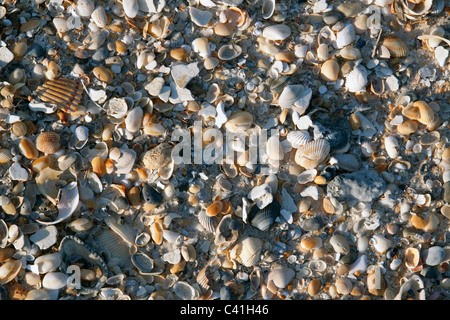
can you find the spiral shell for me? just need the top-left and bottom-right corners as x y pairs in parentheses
(294, 139), (330, 169)
(36, 132), (60, 154)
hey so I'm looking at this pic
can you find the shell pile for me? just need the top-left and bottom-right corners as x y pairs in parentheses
(0, 0), (449, 301)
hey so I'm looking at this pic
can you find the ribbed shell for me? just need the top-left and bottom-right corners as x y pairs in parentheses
(249, 201), (280, 231)
(383, 36), (408, 57)
(0, 149), (12, 164)
(345, 65), (368, 93)
(414, 100), (435, 125)
(36, 132), (60, 154)
(232, 237), (262, 267)
(97, 230), (132, 262)
(198, 210), (217, 233)
(294, 139), (330, 169)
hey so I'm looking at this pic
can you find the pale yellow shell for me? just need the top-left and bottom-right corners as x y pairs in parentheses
(320, 59), (340, 82)
(414, 100), (435, 125)
(0, 149), (13, 164)
(19, 137), (39, 159)
(36, 132), (60, 154)
(294, 139), (330, 169)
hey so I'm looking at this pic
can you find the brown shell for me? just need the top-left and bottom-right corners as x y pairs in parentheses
(36, 132), (60, 154)
(383, 36), (408, 57)
(19, 138), (39, 159)
(397, 119), (419, 136)
(92, 156), (106, 177)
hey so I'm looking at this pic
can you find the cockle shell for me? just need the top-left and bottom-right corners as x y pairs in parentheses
(198, 210), (217, 233)
(0, 149), (13, 164)
(345, 65), (368, 93)
(287, 130), (311, 148)
(383, 36), (408, 57)
(36, 132), (60, 154)
(262, 24), (291, 41)
(224, 111), (254, 132)
(413, 100), (434, 125)
(0, 259), (22, 284)
(295, 139), (330, 169)
(231, 237), (262, 267)
(248, 201), (280, 231)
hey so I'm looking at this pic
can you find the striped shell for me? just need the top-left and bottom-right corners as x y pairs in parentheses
(414, 100), (435, 125)
(345, 65), (368, 93)
(231, 237), (262, 267)
(0, 149), (13, 164)
(36, 132), (60, 154)
(294, 139), (330, 169)
(19, 137), (39, 159)
(198, 210), (217, 233)
(0, 259), (22, 284)
(382, 36), (408, 57)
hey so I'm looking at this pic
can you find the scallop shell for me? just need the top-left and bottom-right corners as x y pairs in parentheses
(131, 252), (155, 275)
(287, 131), (311, 149)
(37, 181), (79, 225)
(42, 272), (68, 290)
(262, 24), (291, 41)
(413, 100), (434, 125)
(19, 138), (39, 159)
(294, 139), (330, 169)
(173, 281), (199, 300)
(36, 132), (61, 154)
(345, 65), (368, 93)
(36, 78), (83, 113)
(383, 36), (408, 57)
(217, 44), (242, 60)
(320, 59), (340, 82)
(198, 210), (218, 233)
(59, 236), (108, 295)
(231, 237), (262, 267)
(0, 259), (23, 284)
(0, 149), (12, 164)
(278, 84), (312, 115)
(261, 0), (275, 19)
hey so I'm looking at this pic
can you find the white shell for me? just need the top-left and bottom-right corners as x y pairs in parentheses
(192, 37), (211, 58)
(91, 7), (108, 28)
(42, 272), (68, 290)
(266, 134), (284, 161)
(295, 139), (330, 169)
(189, 7), (212, 27)
(370, 234), (392, 254)
(308, 259), (327, 272)
(335, 277), (353, 295)
(262, 24), (291, 41)
(30, 226), (58, 250)
(231, 237), (262, 267)
(261, 0), (275, 19)
(123, 0), (139, 18)
(317, 43), (329, 61)
(268, 267), (295, 289)
(357, 235), (369, 253)
(348, 254), (368, 275)
(384, 136), (399, 159)
(345, 64), (368, 93)
(287, 130), (311, 148)
(106, 97), (128, 119)
(329, 234), (350, 254)
(171, 62), (201, 88)
(394, 275), (425, 300)
(336, 24), (356, 49)
(125, 107), (143, 133)
(428, 27), (445, 48)
(173, 281), (199, 300)
(77, 0), (94, 17)
(33, 253), (62, 274)
(278, 84), (312, 115)
(297, 169), (317, 184)
(114, 148), (136, 174)
(37, 182), (79, 225)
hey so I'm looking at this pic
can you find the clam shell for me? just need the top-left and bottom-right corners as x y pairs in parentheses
(320, 59), (340, 82)
(125, 107), (143, 133)
(345, 65), (368, 93)
(104, 216), (136, 247)
(189, 7), (212, 27)
(123, 0), (139, 18)
(217, 44), (242, 60)
(317, 43), (329, 61)
(131, 252), (155, 275)
(231, 237), (262, 267)
(224, 111), (254, 132)
(300, 236), (323, 251)
(294, 139), (330, 169)
(91, 7), (107, 28)
(19, 138), (39, 159)
(383, 36), (408, 58)
(42, 272), (68, 290)
(37, 182), (79, 225)
(59, 236), (108, 295)
(36, 132), (60, 154)
(262, 24), (291, 41)
(336, 24), (356, 49)
(0, 219), (8, 248)
(384, 135), (399, 159)
(287, 130), (311, 149)
(268, 267), (295, 289)
(397, 119), (419, 136)
(68, 218), (93, 232)
(0, 259), (23, 284)
(173, 281), (199, 300)
(339, 46), (361, 60)
(150, 220), (164, 245)
(261, 0), (275, 19)
(32, 253), (62, 274)
(308, 259), (327, 272)
(266, 134), (284, 161)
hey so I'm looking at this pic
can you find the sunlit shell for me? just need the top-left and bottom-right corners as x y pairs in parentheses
(36, 78), (83, 113)
(35, 167), (64, 205)
(173, 281), (199, 300)
(31, 155), (53, 173)
(339, 46), (362, 60)
(142, 143), (173, 170)
(36, 132), (60, 154)
(308, 259), (327, 272)
(329, 234), (350, 254)
(144, 122), (166, 136)
(287, 131), (311, 148)
(42, 272), (68, 290)
(0, 259), (23, 284)
(170, 48), (188, 61)
(12, 121), (27, 137)
(37, 181), (79, 225)
(262, 24), (291, 41)
(308, 279), (321, 296)
(405, 247), (421, 269)
(125, 107), (143, 133)
(384, 135), (399, 159)
(91, 156), (106, 177)
(278, 84), (312, 115)
(0, 149), (12, 164)
(91, 7), (107, 28)
(317, 43), (329, 61)
(192, 37), (211, 58)
(150, 220), (164, 245)
(300, 236), (323, 251)
(206, 201), (223, 217)
(196, 265), (212, 291)
(104, 216), (135, 247)
(106, 97), (128, 119)
(198, 210), (217, 233)
(224, 111), (254, 132)
(394, 275), (425, 300)
(114, 148), (136, 174)
(345, 65), (368, 93)
(370, 234), (392, 254)
(400, 0), (433, 18)
(335, 277), (352, 295)
(413, 100), (434, 125)
(18, 138), (39, 159)
(266, 134), (284, 161)
(294, 139), (330, 169)
(231, 237), (262, 267)
(224, 7), (248, 28)
(383, 36), (408, 57)
(217, 44), (242, 60)
(249, 201), (280, 231)
(68, 218), (93, 232)
(320, 59), (340, 82)
(397, 119), (419, 136)
(268, 267), (295, 289)
(336, 24), (356, 49)
(261, 0), (275, 19)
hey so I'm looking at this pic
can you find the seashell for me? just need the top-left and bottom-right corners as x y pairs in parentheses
(192, 37), (211, 59)
(329, 234), (350, 254)
(36, 167), (64, 205)
(427, 27), (445, 48)
(308, 259), (327, 272)
(410, 214), (427, 229)
(97, 230), (131, 266)
(9, 163), (30, 182)
(0, 259), (23, 284)
(317, 43), (329, 61)
(123, 0), (139, 18)
(384, 136), (399, 159)
(404, 247), (420, 269)
(382, 36), (408, 58)
(231, 237), (262, 267)
(104, 216), (135, 247)
(248, 201), (280, 232)
(135, 232), (151, 247)
(0, 149), (13, 164)
(173, 281), (199, 300)
(336, 24), (356, 49)
(400, 0), (433, 19)
(262, 24), (291, 41)
(287, 131), (310, 149)
(308, 279), (321, 296)
(348, 254), (368, 275)
(42, 272), (68, 290)
(370, 234), (392, 254)
(144, 122), (166, 136)
(217, 44), (242, 60)
(320, 59), (340, 82)
(339, 46), (362, 61)
(294, 139), (330, 169)
(30, 226), (58, 250)
(59, 236), (108, 295)
(142, 143), (172, 170)
(190, 7), (212, 27)
(0, 220), (8, 249)
(125, 107), (143, 133)
(278, 84), (312, 116)
(36, 132), (60, 154)
(300, 236), (323, 251)
(275, 51), (295, 63)
(268, 267), (295, 290)
(394, 275), (425, 300)
(198, 210), (217, 233)
(419, 131), (440, 145)
(413, 100), (434, 125)
(93, 66), (114, 84)
(113, 148), (136, 174)
(0, 248), (14, 262)
(397, 119), (419, 136)
(170, 48), (188, 61)
(131, 252), (155, 275)
(181, 244), (197, 262)
(224, 111), (254, 132)
(19, 137), (39, 159)
(206, 201), (223, 217)
(68, 218), (93, 232)
(261, 0), (275, 19)
(91, 7), (108, 28)
(106, 97), (128, 119)
(345, 65), (368, 93)
(12, 122), (27, 138)
(335, 277), (353, 295)
(37, 182), (79, 225)
(266, 134), (284, 161)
